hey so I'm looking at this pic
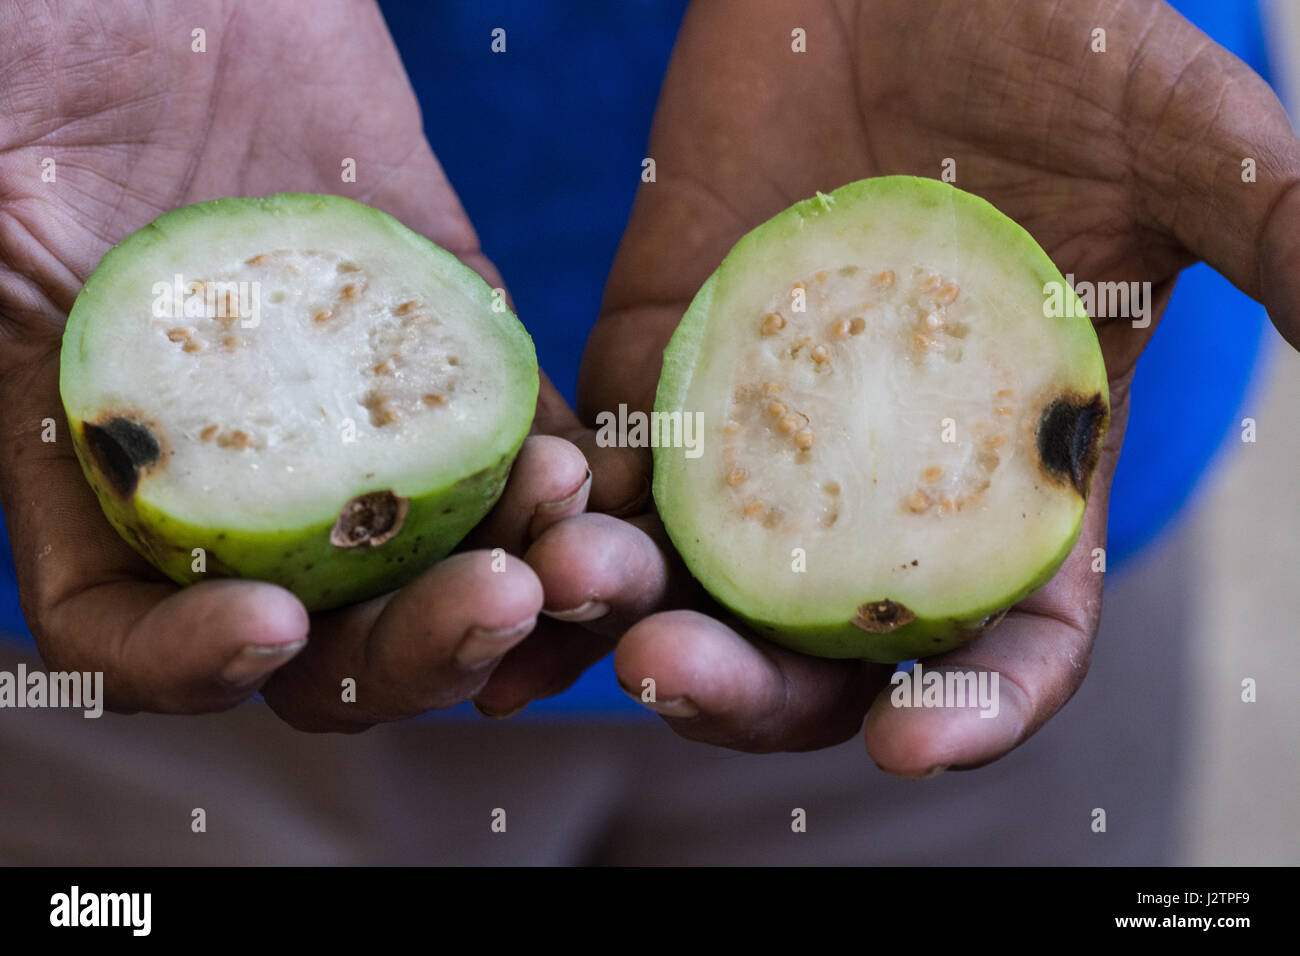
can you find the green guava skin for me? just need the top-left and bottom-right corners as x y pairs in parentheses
(66, 416), (520, 611)
(652, 176), (1109, 662)
(61, 194), (538, 613)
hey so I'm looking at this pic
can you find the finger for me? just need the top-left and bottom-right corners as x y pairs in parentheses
(462, 435), (590, 554)
(1117, 3), (1300, 348)
(530, 512), (685, 634)
(862, 608), (1083, 778)
(0, 355), (310, 713)
(41, 578), (310, 714)
(565, 434), (651, 516)
(471, 512), (692, 716)
(865, 376), (1131, 776)
(470, 615), (612, 719)
(613, 610), (891, 752)
(259, 550), (542, 732)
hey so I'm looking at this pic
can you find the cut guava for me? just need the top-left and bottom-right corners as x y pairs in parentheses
(652, 177), (1108, 662)
(61, 194), (538, 611)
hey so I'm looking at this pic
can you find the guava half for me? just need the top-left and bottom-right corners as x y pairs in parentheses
(652, 177), (1108, 662)
(61, 194), (538, 611)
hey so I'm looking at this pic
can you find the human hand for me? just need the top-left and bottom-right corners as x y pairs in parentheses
(0, 0), (611, 730)
(522, 0), (1300, 770)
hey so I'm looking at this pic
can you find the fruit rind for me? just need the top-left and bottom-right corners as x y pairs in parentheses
(68, 414), (517, 610)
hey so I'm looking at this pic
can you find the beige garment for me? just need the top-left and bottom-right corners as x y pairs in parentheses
(0, 524), (1192, 865)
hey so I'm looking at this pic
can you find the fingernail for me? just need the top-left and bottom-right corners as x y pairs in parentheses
(605, 476), (650, 518)
(473, 698), (527, 720)
(456, 618), (536, 669)
(529, 469), (592, 538)
(891, 763), (950, 780)
(645, 695), (698, 719)
(541, 599), (610, 623)
(618, 679), (696, 718)
(220, 639), (307, 687)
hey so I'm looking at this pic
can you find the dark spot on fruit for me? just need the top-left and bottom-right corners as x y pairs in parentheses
(852, 599), (917, 634)
(304, 563), (314, 571)
(82, 416), (160, 497)
(217, 533), (226, 540)
(442, 507), (454, 514)
(330, 490), (409, 548)
(1037, 393), (1107, 497)
(911, 560), (918, 566)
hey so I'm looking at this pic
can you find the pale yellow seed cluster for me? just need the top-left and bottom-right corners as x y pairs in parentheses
(361, 390), (399, 427)
(737, 264), (982, 529)
(198, 424), (252, 450)
(901, 386), (1016, 517)
(361, 297), (459, 427)
(906, 271), (969, 359)
(728, 378), (818, 524)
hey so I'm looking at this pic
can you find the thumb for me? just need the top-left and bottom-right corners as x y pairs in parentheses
(1129, 5), (1300, 350)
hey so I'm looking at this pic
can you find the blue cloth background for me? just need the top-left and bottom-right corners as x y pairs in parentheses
(0, 0), (1274, 716)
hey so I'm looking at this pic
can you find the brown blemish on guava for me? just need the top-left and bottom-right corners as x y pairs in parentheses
(852, 599), (917, 634)
(329, 490), (409, 548)
(81, 413), (163, 497)
(1036, 392), (1108, 497)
